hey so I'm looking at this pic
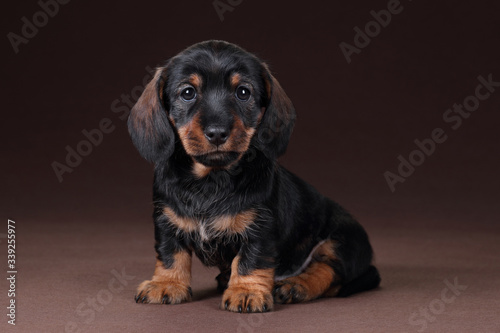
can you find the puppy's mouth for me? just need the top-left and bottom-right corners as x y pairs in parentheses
(192, 151), (241, 167)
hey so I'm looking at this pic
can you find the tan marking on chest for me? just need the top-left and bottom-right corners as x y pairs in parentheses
(163, 207), (197, 233)
(163, 207), (257, 238)
(211, 209), (257, 235)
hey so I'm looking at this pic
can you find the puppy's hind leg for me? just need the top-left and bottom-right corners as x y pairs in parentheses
(216, 265), (231, 293)
(273, 240), (341, 304)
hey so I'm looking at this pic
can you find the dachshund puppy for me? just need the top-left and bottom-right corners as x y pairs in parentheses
(128, 40), (380, 313)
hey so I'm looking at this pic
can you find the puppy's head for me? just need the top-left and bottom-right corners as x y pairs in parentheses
(128, 40), (295, 168)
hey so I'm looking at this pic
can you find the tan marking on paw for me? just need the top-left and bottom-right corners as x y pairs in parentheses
(273, 240), (339, 303)
(221, 256), (274, 313)
(135, 252), (192, 304)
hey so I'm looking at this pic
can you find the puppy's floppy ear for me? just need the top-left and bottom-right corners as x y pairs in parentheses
(255, 63), (296, 159)
(127, 67), (174, 163)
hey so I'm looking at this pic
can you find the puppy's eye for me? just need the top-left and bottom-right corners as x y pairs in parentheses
(180, 87), (196, 101)
(236, 86), (251, 101)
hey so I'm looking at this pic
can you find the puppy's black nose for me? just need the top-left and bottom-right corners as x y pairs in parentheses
(204, 126), (229, 146)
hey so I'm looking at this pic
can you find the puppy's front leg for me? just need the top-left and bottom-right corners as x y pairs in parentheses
(222, 255), (275, 313)
(135, 250), (192, 304)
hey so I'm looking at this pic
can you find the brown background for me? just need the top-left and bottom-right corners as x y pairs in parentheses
(1, 0), (499, 332)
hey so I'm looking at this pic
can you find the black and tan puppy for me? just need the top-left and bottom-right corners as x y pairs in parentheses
(128, 40), (380, 313)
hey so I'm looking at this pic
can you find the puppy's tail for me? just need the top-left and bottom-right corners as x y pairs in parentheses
(337, 265), (381, 297)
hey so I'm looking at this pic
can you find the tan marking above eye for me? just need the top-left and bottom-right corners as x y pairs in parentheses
(231, 73), (241, 87)
(189, 74), (202, 89)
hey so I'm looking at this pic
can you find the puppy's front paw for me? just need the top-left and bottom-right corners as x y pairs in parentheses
(222, 285), (273, 313)
(135, 280), (192, 304)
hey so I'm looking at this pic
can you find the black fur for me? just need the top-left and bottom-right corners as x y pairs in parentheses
(129, 40), (380, 310)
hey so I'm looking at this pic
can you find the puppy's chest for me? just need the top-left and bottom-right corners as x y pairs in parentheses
(191, 235), (240, 267)
(163, 207), (256, 242)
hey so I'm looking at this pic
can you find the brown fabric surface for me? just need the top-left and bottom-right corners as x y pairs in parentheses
(2, 0), (500, 332)
(1, 216), (499, 332)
